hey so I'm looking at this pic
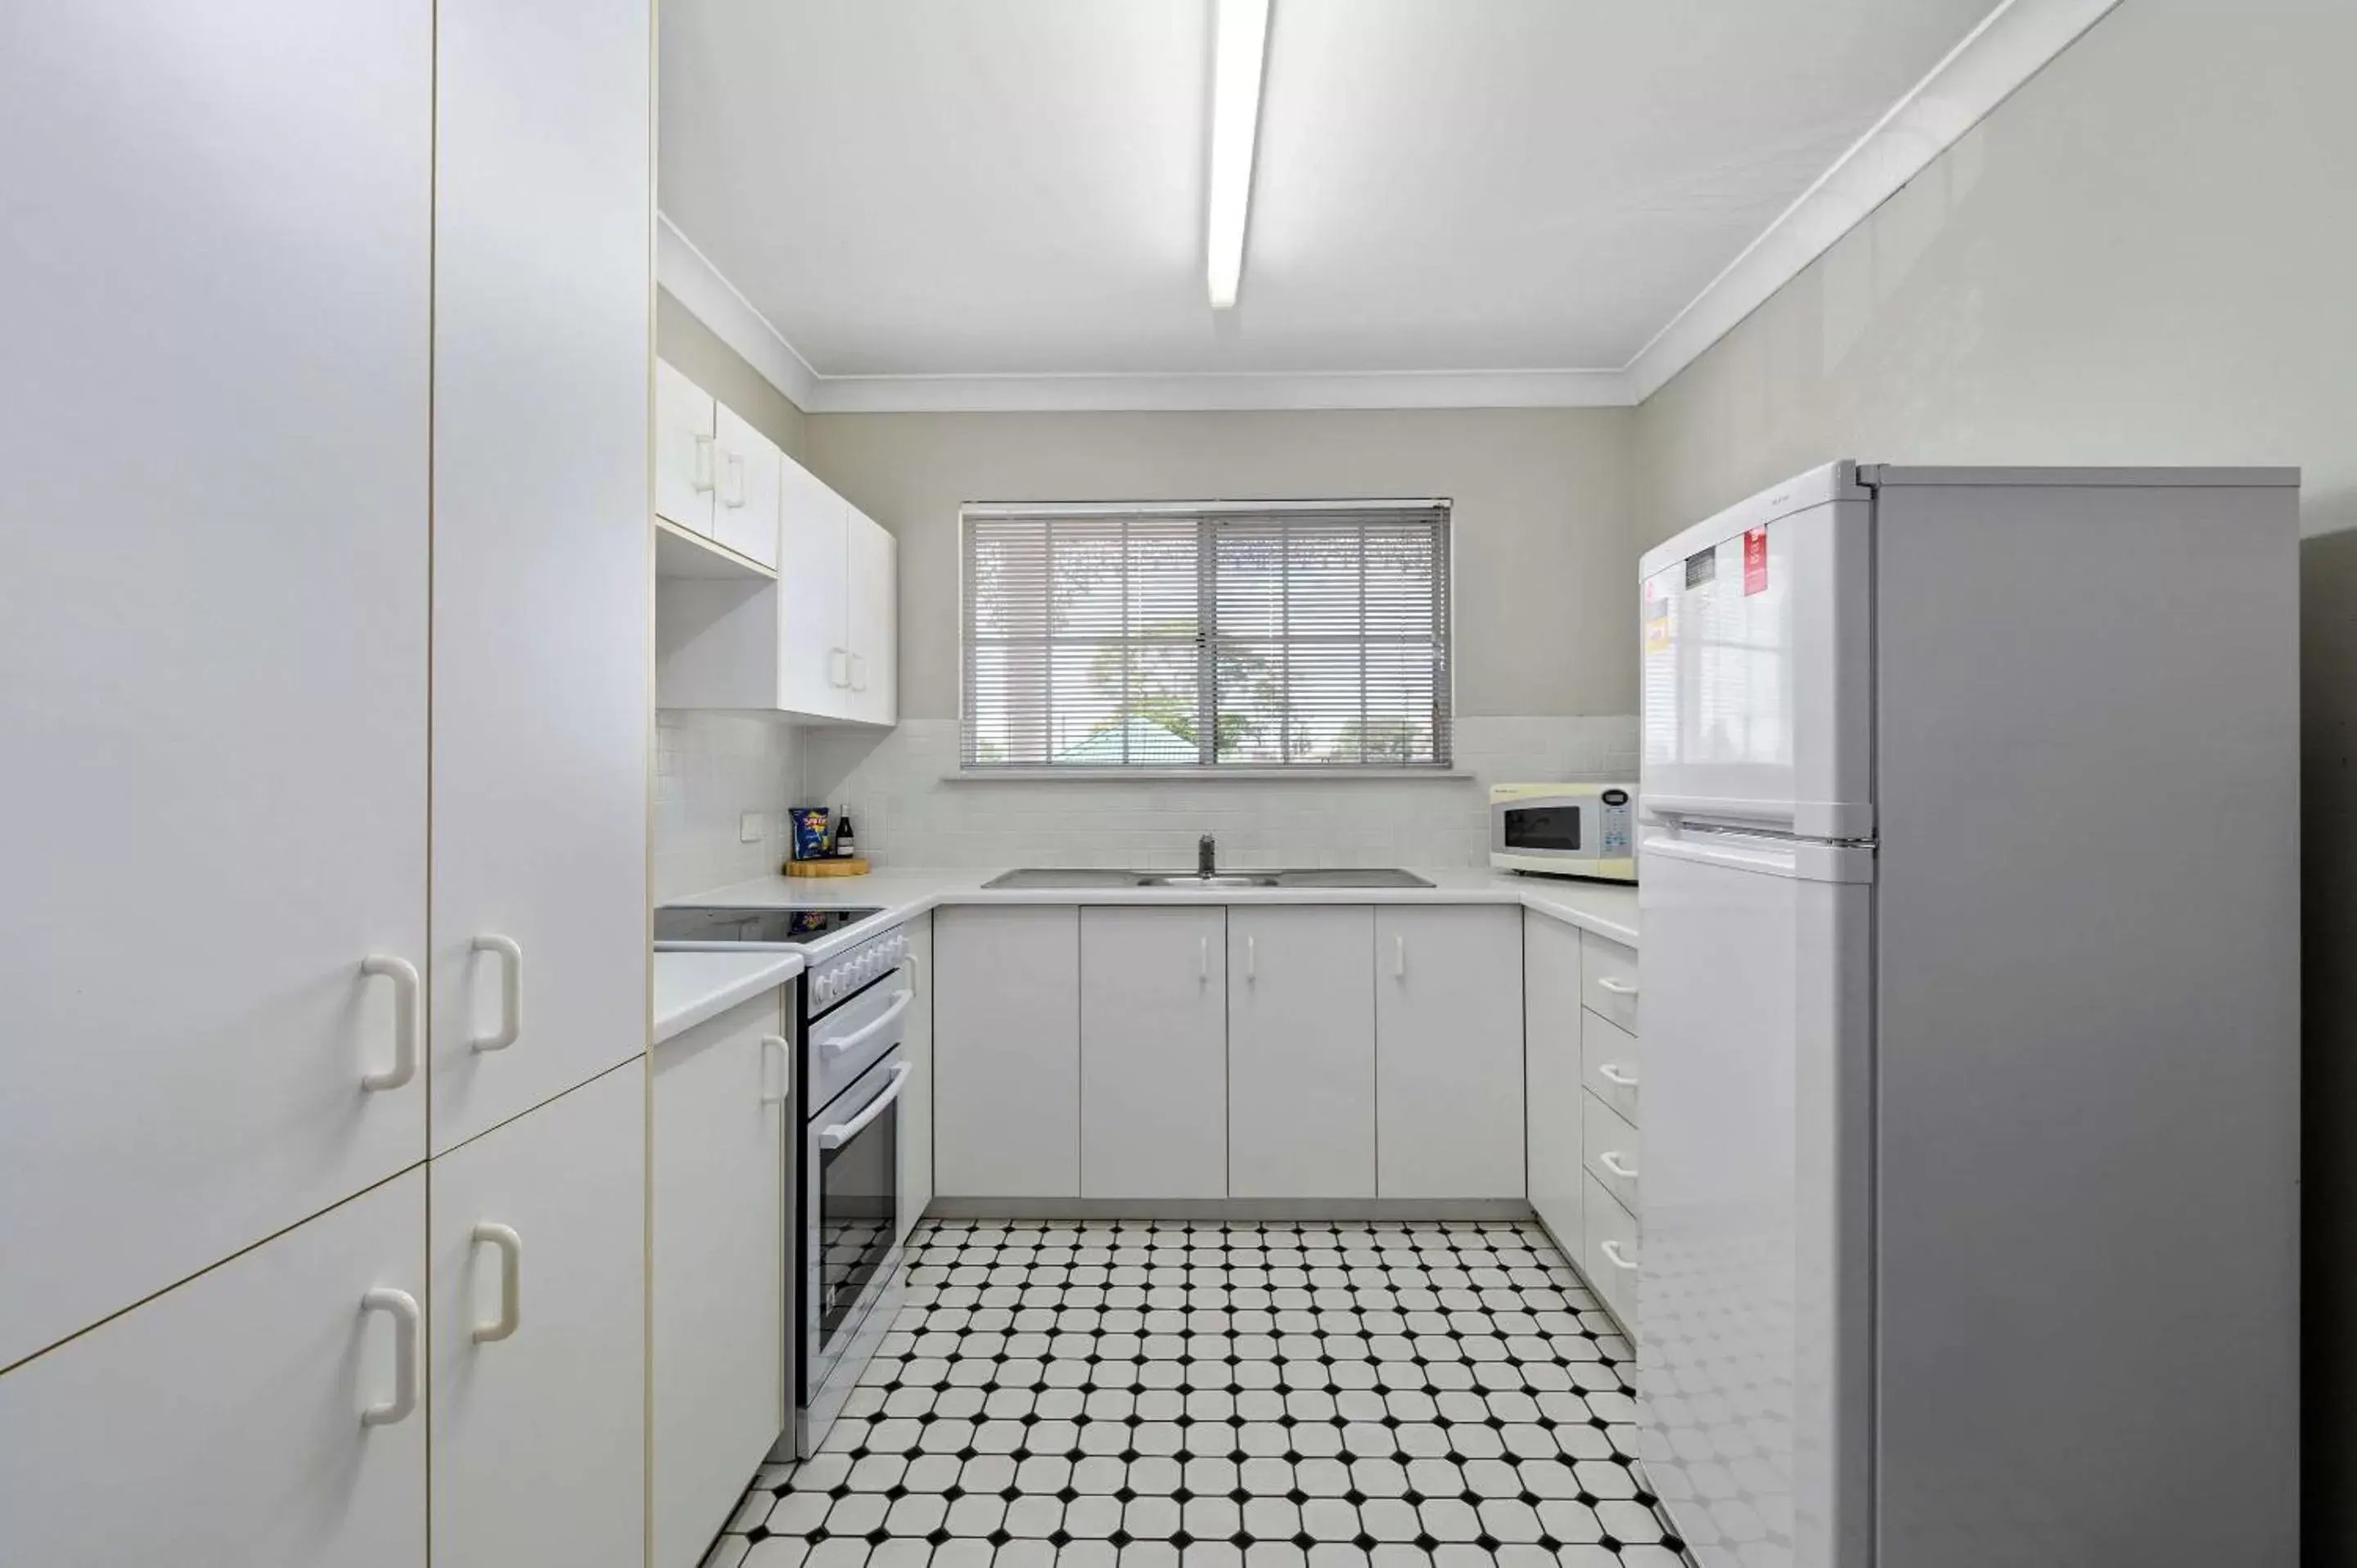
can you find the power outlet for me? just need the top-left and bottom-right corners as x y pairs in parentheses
(738, 811), (766, 844)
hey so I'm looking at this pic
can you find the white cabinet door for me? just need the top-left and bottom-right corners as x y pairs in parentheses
(1375, 906), (1525, 1198)
(656, 359), (716, 534)
(899, 916), (935, 1243)
(847, 505), (899, 725)
(652, 989), (787, 1568)
(429, 1065), (644, 1568)
(0, 1170), (427, 1568)
(1081, 908), (1228, 1199)
(430, 0), (650, 1155)
(1229, 908), (1376, 1199)
(779, 453), (851, 718)
(935, 908), (1079, 1197)
(1525, 913), (1585, 1258)
(0, 0), (430, 1369)
(1582, 1171), (1641, 1331)
(713, 403), (782, 569)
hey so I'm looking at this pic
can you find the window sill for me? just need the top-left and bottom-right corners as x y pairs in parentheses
(943, 768), (1474, 783)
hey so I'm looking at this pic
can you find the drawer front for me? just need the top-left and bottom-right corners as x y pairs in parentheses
(1582, 1169), (1639, 1330)
(1580, 1007), (1643, 1124)
(1580, 932), (1640, 1034)
(1581, 1091), (1641, 1214)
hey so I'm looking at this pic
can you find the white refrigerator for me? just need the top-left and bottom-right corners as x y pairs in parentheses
(1633, 463), (2300, 1568)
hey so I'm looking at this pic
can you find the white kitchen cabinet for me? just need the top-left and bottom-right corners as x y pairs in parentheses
(1374, 906), (1525, 1199)
(935, 908), (1080, 1197)
(656, 358), (717, 537)
(1524, 912), (1586, 1259)
(714, 402), (783, 568)
(430, 0), (651, 1156)
(1582, 1007), (1643, 1124)
(0, 1170), (428, 1568)
(847, 505), (899, 726)
(652, 987), (790, 1568)
(1229, 907), (1377, 1199)
(899, 915), (935, 1242)
(1582, 1170), (1641, 1330)
(657, 444), (897, 725)
(428, 1064), (644, 1568)
(1081, 908), (1228, 1198)
(1581, 931), (1641, 1035)
(778, 454), (852, 714)
(0, 0), (432, 1371)
(1582, 1092), (1642, 1217)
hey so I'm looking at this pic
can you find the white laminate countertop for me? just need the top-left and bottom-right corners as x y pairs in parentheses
(664, 867), (1638, 961)
(652, 948), (804, 1044)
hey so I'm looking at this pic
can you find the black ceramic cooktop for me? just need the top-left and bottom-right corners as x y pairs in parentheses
(651, 905), (884, 945)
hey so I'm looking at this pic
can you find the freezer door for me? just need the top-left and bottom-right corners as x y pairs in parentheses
(1638, 466), (1873, 839)
(1634, 824), (1873, 1568)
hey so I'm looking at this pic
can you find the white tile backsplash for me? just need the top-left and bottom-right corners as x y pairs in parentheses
(797, 716), (1638, 870)
(653, 710), (805, 901)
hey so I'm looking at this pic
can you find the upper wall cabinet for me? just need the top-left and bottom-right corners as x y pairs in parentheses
(658, 399), (897, 727)
(655, 361), (780, 573)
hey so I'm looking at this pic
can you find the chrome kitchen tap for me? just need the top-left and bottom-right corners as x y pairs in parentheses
(1198, 835), (1216, 876)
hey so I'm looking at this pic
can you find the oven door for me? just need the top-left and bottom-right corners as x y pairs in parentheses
(800, 1050), (911, 1452)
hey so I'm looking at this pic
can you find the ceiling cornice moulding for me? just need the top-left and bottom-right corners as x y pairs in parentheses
(655, 0), (2119, 415)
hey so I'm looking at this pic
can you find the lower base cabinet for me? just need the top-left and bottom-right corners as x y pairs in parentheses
(1582, 1169), (1641, 1329)
(1375, 905), (1524, 1197)
(0, 1170), (430, 1568)
(429, 1063), (646, 1568)
(652, 986), (790, 1568)
(1229, 907), (1377, 1198)
(1525, 912), (1586, 1259)
(1082, 907), (1228, 1198)
(935, 907), (1080, 1197)
(899, 914), (934, 1242)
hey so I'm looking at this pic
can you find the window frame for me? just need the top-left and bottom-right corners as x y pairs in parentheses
(957, 498), (1457, 777)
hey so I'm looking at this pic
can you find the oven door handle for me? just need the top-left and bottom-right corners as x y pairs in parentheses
(817, 1061), (913, 1151)
(817, 971), (916, 1059)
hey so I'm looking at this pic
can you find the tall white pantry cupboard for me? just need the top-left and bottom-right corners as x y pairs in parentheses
(0, 3), (655, 1566)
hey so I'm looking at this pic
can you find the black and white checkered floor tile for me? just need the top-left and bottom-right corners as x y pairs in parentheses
(704, 1219), (1684, 1568)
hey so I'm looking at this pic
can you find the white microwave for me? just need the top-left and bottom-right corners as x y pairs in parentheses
(1489, 782), (1640, 882)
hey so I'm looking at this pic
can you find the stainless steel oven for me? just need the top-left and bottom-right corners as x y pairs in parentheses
(792, 925), (916, 1456)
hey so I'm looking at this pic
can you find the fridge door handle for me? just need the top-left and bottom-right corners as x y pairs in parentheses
(1640, 829), (1875, 885)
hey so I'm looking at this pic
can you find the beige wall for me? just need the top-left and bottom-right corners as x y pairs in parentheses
(1629, 0), (2357, 543)
(656, 286), (808, 461)
(1628, 0), (2357, 1552)
(802, 407), (1638, 721)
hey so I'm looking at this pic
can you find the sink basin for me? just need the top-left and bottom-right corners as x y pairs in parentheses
(980, 867), (1434, 890)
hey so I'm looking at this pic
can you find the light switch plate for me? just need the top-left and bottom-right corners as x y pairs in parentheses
(738, 811), (765, 844)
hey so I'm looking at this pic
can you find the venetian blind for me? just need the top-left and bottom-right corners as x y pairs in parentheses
(961, 503), (1453, 769)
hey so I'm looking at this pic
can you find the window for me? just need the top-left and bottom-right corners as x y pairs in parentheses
(961, 502), (1453, 771)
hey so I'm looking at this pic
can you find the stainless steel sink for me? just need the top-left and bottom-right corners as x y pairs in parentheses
(981, 867), (1433, 890)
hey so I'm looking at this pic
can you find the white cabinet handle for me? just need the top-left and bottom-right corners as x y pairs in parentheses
(471, 935), (522, 1053)
(761, 1034), (791, 1106)
(819, 974), (914, 1058)
(358, 955), (420, 1092)
(1598, 1062), (1640, 1088)
(1600, 1240), (1639, 1272)
(1599, 1150), (1639, 1180)
(358, 1287), (421, 1425)
(828, 647), (850, 687)
(818, 1061), (912, 1150)
(1245, 935), (1256, 982)
(1597, 975), (1639, 997)
(1198, 935), (1210, 983)
(1393, 934), (1406, 979)
(720, 448), (746, 507)
(691, 432), (716, 493)
(467, 1223), (522, 1344)
(850, 652), (868, 692)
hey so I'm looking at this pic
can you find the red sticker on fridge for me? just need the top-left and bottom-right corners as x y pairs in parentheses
(1743, 528), (1769, 595)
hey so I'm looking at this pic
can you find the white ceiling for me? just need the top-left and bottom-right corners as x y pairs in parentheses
(656, 1), (2042, 401)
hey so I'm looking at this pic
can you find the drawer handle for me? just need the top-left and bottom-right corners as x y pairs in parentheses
(1598, 1062), (1640, 1088)
(1600, 1239), (1639, 1272)
(1599, 1150), (1639, 1180)
(1596, 975), (1639, 998)
(468, 1223), (523, 1344)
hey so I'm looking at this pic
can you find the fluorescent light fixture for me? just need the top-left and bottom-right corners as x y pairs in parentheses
(1206, 0), (1270, 309)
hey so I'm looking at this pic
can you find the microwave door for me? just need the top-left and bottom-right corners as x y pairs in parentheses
(1501, 800), (1584, 856)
